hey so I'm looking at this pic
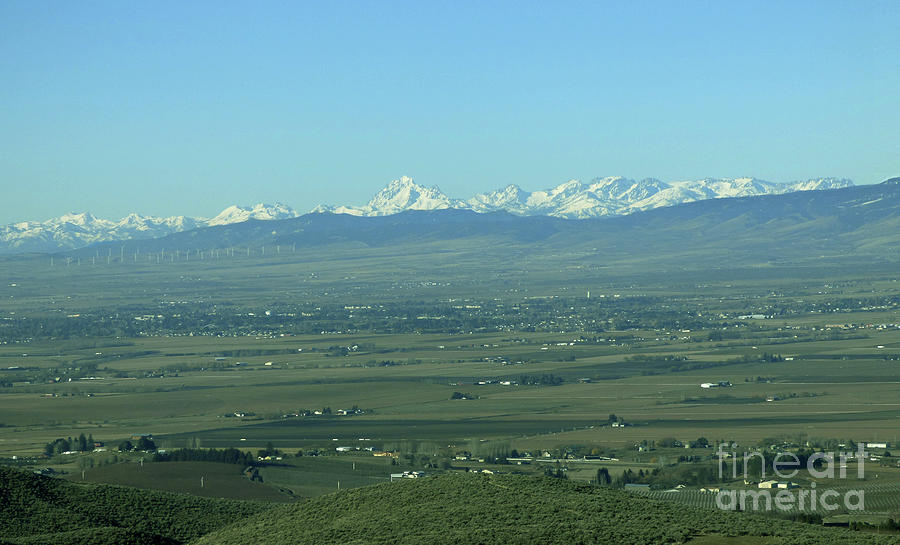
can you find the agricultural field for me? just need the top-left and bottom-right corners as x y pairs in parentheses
(1, 325), (898, 456)
(1, 248), (899, 535)
(62, 460), (292, 501)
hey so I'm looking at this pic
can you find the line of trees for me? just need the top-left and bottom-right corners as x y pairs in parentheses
(118, 436), (156, 452)
(43, 433), (96, 456)
(153, 447), (254, 466)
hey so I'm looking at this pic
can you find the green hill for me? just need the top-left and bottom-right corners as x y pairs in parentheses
(0, 467), (271, 544)
(194, 473), (900, 545)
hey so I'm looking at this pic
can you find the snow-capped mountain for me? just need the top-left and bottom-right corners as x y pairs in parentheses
(313, 176), (854, 220)
(312, 176), (466, 216)
(0, 176), (854, 254)
(207, 202), (298, 226)
(0, 203), (298, 254)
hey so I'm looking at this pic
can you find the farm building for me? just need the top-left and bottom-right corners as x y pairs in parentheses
(390, 471), (425, 481)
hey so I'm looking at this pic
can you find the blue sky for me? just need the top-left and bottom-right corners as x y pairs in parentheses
(1, 1), (898, 222)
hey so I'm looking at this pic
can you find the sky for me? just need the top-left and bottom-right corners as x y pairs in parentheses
(1, 1), (899, 223)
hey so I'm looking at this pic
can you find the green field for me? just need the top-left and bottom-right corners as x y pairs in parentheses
(63, 460), (292, 502)
(2, 326), (898, 456)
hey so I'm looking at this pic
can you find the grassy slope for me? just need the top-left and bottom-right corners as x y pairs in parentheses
(0, 467), (271, 544)
(194, 473), (900, 545)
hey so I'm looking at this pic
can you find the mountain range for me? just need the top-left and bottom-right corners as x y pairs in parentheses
(0, 203), (299, 254)
(312, 175), (853, 219)
(0, 175), (854, 253)
(73, 177), (900, 271)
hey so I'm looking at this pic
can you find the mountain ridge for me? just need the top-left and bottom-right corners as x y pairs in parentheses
(0, 175), (858, 254)
(68, 179), (900, 271)
(313, 175), (854, 219)
(0, 203), (299, 254)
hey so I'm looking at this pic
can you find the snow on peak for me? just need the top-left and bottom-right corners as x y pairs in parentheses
(1, 203), (298, 253)
(787, 178), (854, 192)
(311, 175), (856, 220)
(0, 174), (858, 254)
(365, 176), (462, 215)
(467, 184), (530, 213)
(207, 203), (299, 226)
(58, 212), (103, 226)
(318, 176), (466, 217)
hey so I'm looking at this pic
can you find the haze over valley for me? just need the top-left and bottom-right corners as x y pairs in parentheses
(2, 2), (899, 544)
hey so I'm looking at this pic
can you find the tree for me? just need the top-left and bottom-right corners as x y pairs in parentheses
(658, 437), (680, 448)
(258, 441), (279, 458)
(118, 440), (134, 452)
(44, 438), (71, 456)
(136, 436), (156, 451)
(597, 467), (611, 486)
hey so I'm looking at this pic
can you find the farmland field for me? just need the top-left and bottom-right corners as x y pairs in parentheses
(63, 460), (292, 501)
(1, 246), (899, 531)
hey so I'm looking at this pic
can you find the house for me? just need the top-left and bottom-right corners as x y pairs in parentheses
(758, 480), (778, 489)
(866, 442), (889, 449)
(776, 481), (800, 489)
(390, 471), (425, 481)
